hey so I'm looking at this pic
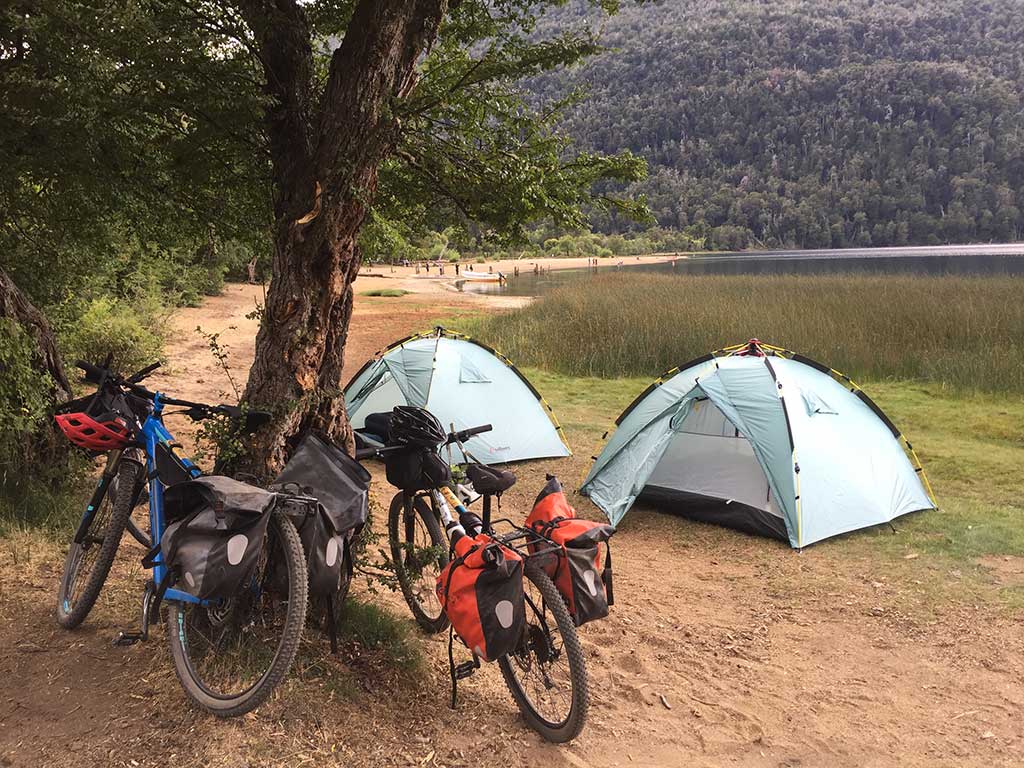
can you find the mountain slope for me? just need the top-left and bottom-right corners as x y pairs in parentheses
(526, 0), (1024, 248)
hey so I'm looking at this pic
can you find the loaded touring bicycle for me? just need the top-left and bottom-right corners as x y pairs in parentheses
(54, 357), (369, 716)
(355, 405), (615, 743)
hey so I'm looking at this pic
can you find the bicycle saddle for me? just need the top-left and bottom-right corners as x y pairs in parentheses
(466, 463), (516, 495)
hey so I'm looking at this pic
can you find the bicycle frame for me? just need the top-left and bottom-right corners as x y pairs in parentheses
(139, 393), (205, 606)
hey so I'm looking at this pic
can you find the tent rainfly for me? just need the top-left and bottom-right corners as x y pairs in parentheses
(344, 327), (571, 464)
(580, 340), (936, 548)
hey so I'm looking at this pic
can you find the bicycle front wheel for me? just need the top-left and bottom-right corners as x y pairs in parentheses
(388, 491), (450, 634)
(56, 458), (140, 629)
(167, 511), (307, 717)
(498, 564), (589, 743)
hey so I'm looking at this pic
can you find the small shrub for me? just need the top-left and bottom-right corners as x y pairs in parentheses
(61, 297), (164, 374)
(0, 319), (52, 440)
(336, 598), (424, 676)
(360, 288), (410, 298)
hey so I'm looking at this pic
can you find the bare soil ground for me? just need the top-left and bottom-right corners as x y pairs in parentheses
(2, 283), (1022, 768)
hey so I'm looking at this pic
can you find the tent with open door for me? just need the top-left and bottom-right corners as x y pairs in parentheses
(344, 327), (571, 464)
(580, 340), (936, 548)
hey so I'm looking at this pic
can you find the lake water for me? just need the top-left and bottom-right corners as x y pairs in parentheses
(465, 243), (1024, 297)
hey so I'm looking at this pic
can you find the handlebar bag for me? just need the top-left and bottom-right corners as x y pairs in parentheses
(272, 433), (371, 596)
(436, 533), (525, 662)
(159, 476), (275, 600)
(385, 448), (452, 491)
(527, 476), (616, 627)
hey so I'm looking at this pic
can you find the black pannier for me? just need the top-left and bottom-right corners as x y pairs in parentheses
(160, 476), (276, 600)
(384, 447), (452, 491)
(272, 433), (371, 596)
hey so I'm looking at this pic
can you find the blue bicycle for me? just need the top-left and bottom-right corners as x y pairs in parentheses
(54, 358), (308, 717)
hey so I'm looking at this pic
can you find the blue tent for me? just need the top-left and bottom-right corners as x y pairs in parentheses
(344, 328), (571, 464)
(581, 341), (936, 547)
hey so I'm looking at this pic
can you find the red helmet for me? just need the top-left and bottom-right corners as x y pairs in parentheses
(55, 412), (132, 451)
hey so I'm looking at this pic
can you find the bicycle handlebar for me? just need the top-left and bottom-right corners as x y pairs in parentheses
(75, 359), (271, 428)
(353, 423), (492, 463)
(448, 423), (492, 445)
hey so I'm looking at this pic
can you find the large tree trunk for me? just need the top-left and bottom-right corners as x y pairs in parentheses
(237, 0), (448, 476)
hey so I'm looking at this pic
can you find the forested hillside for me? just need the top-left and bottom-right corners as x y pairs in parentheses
(527, 0), (1024, 248)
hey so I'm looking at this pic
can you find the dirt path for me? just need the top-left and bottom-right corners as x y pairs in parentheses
(2, 285), (1022, 768)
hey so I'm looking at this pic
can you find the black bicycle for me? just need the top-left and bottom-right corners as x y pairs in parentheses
(357, 412), (588, 743)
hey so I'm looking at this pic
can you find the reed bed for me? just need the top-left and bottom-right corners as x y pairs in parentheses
(467, 273), (1024, 393)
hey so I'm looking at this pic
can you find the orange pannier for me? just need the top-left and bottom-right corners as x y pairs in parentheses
(436, 533), (525, 662)
(526, 476), (615, 626)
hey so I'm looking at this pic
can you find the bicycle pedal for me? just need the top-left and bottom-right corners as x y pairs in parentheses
(113, 631), (146, 646)
(454, 661), (478, 680)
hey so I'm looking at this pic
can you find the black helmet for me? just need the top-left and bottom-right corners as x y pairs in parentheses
(388, 406), (446, 448)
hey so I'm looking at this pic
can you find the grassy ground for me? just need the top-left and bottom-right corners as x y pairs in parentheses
(466, 273), (1024, 392)
(525, 366), (1024, 612)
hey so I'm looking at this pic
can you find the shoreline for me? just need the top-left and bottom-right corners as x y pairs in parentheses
(354, 253), (678, 302)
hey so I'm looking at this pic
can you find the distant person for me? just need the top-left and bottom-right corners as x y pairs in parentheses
(455, 263), (460, 275)
(488, 264), (493, 273)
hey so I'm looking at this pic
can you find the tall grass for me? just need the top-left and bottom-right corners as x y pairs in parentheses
(466, 273), (1024, 393)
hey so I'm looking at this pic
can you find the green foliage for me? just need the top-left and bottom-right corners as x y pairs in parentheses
(366, 0), (650, 253)
(466, 273), (1024, 392)
(1, 1), (268, 308)
(0, 455), (91, 537)
(334, 598), (424, 676)
(0, 319), (52, 439)
(60, 297), (164, 375)
(525, 0), (1024, 247)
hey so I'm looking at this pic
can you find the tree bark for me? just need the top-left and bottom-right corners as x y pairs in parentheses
(0, 268), (72, 466)
(237, 0), (448, 476)
(0, 268), (72, 403)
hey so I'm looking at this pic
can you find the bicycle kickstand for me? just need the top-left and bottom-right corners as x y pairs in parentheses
(113, 580), (155, 646)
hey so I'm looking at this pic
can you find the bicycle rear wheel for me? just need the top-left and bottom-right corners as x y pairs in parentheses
(498, 564), (589, 743)
(388, 492), (450, 633)
(56, 458), (141, 629)
(167, 511), (307, 717)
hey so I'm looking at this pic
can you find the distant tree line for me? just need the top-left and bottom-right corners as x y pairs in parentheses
(525, 0), (1024, 249)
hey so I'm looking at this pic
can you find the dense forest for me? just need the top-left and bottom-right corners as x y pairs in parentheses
(525, 0), (1024, 249)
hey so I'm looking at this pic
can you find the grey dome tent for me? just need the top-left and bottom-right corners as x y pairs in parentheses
(344, 328), (570, 464)
(580, 340), (936, 548)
